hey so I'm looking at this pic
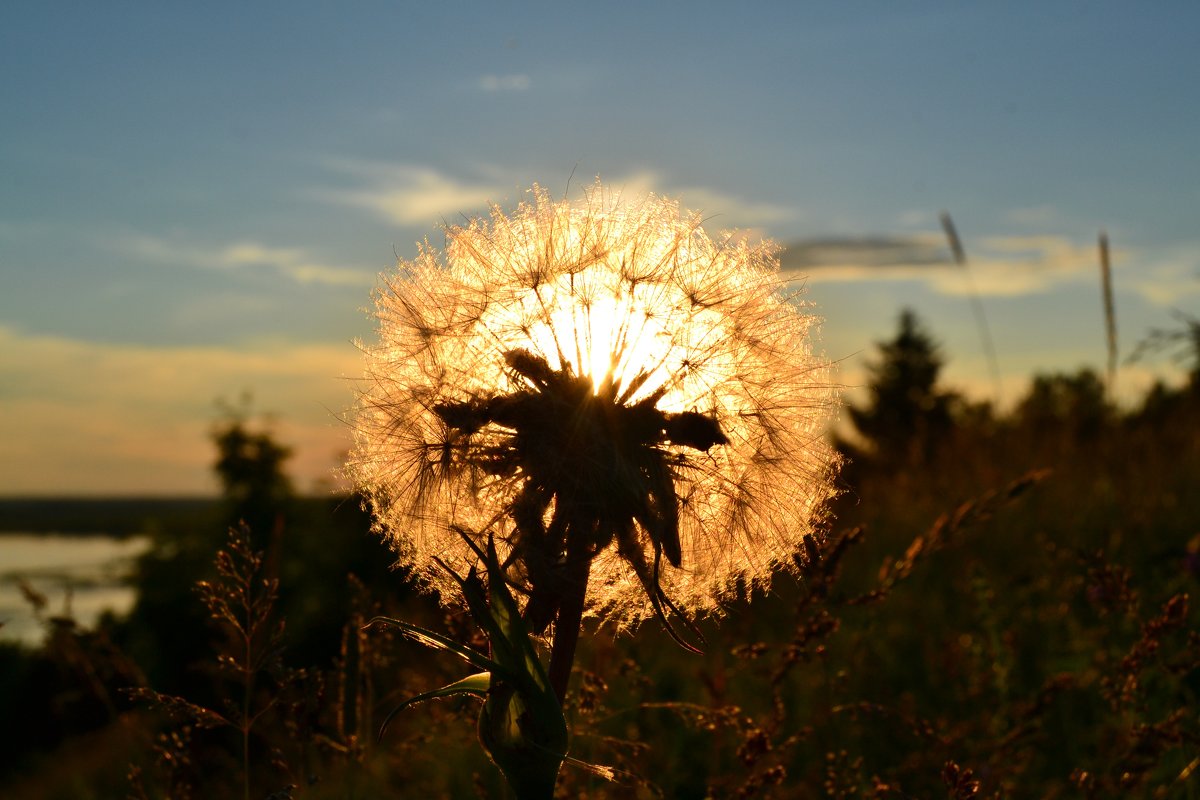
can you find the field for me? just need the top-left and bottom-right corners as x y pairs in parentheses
(2, 310), (1197, 799)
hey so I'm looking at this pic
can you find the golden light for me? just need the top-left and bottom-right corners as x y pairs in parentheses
(350, 182), (840, 629)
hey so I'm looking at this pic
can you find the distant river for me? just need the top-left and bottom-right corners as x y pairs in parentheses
(0, 533), (151, 646)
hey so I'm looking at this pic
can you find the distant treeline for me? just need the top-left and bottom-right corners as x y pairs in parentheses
(0, 496), (362, 537)
(0, 498), (219, 536)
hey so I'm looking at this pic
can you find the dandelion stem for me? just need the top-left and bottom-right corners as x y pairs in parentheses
(548, 539), (592, 704)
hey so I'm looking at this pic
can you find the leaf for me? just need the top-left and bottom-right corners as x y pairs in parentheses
(365, 615), (505, 677)
(483, 536), (557, 699)
(478, 679), (565, 798)
(458, 566), (521, 669)
(379, 672), (491, 741)
(369, 538), (568, 798)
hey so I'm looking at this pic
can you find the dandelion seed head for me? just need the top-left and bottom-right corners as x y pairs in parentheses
(349, 183), (840, 628)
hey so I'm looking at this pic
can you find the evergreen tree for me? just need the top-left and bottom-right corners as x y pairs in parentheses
(844, 309), (956, 467)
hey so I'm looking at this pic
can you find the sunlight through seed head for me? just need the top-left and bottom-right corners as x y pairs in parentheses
(349, 182), (841, 628)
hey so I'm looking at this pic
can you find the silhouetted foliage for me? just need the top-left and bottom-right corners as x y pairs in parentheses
(120, 405), (295, 697)
(1014, 368), (1114, 456)
(1128, 313), (1200, 439)
(1129, 310), (1200, 385)
(212, 398), (294, 541)
(842, 309), (959, 469)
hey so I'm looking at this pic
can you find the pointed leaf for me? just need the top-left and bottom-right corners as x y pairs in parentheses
(379, 672), (491, 741)
(484, 536), (556, 697)
(435, 557), (519, 665)
(463, 566), (519, 664)
(366, 616), (506, 677)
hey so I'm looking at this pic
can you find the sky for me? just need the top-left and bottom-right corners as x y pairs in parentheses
(2, 2), (1198, 496)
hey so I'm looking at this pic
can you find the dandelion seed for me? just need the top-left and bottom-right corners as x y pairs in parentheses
(349, 182), (840, 634)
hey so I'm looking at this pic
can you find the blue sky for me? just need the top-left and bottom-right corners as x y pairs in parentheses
(2, 2), (1198, 495)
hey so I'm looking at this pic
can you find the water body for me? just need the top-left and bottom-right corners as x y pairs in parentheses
(0, 533), (150, 647)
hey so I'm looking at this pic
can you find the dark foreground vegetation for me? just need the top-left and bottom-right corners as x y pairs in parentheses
(2, 309), (1198, 798)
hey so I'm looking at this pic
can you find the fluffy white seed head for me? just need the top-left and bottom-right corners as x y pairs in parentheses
(349, 183), (840, 628)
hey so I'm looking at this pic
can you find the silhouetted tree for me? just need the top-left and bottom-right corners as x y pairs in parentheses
(843, 309), (957, 468)
(212, 399), (293, 540)
(1015, 369), (1112, 447)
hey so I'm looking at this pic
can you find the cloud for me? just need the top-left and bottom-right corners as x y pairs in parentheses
(1125, 242), (1200, 306)
(218, 243), (375, 287)
(604, 170), (799, 230)
(318, 162), (800, 234)
(480, 73), (530, 91)
(962, 235), (1105, 296)
(113, 234), (375, 287)
(784, 231), (1111, 298)
(321, 162), (505, 226)
(781, 234), (950, 271)
(0, 326), (360, 495)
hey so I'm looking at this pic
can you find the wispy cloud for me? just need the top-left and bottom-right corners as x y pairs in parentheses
(781, 234), (950, 271)
(0, 325), (358, 495)
(218, 242), (374, 287)
(479, 73), (530, 91)
(318, 161), (800, 233)
(960, 235), (1105, 296)
(787, 229), (1199, 307)
(113, 234), (375, 287)
(607, 170), (799, 230)
(1125, 242), (1200, 306)
(785, 231), (1112, 298)
(320, 162), (505, 226)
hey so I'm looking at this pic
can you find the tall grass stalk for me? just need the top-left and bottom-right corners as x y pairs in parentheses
(940, 211), (1003, 404)
(1098, 230), (1119, 397)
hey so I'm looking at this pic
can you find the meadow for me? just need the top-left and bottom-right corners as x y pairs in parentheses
(1, 309), (1197, 799)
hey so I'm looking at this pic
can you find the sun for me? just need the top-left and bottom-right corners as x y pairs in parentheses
(475, 263), (715, 409)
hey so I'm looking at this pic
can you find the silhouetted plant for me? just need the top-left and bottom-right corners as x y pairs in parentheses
(128, 525), (291, 800)
(1129, 310), (1200, 385)
(349, 183), (840, 794)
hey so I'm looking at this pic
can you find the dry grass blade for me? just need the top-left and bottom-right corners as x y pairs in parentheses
(1098, 230), (1118, 397)
(940, 211), (1003, 404)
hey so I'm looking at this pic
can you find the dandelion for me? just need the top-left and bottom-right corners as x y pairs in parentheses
(350, 182), (839, 698)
